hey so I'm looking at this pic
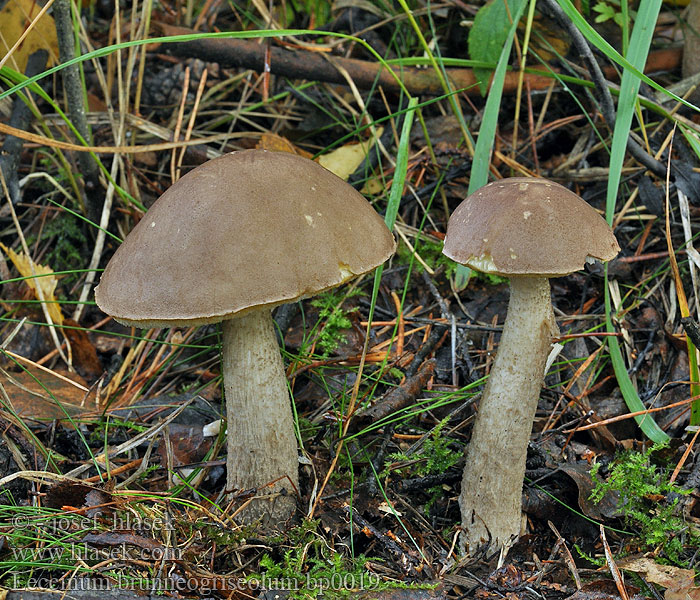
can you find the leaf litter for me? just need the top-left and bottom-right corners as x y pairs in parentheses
(0, 1), (700, 599)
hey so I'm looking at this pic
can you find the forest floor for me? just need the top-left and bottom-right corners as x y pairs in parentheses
(0, 0), (700, 598)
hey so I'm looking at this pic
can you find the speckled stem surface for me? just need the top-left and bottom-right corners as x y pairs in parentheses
(223, 310), (299, 525)
(459, 276), (558, 554)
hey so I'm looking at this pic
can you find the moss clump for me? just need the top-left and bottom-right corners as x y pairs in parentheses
(590, 443), (698, 566)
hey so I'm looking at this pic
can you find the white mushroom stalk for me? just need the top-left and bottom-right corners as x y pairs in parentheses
(459, 276), (558, 552)
(222, 310), (299, 523)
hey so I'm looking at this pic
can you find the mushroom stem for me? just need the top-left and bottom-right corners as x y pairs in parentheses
(222, 309), (300, 524)
(459, 276), (558, 553)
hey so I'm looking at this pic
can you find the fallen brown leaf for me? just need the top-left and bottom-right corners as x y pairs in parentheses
(62, 319), (103, 384)
(256, 133), (313, 157)
(565, 579), (643, 600)
(44, 481), (114, 517)
(0, 363), (93, 422)
(618, 556), (700, 600)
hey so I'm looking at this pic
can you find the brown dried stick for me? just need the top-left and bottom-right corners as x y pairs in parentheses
(156, 24), (681, 97)
(355, 358), (436, 424)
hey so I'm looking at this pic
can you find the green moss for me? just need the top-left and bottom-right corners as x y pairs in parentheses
(384, 418), (460, 515)
(395, 238), (508, 286)
(249, 520), (385, 599)
(310, 289), (363, 357)
(386, 417), (460, 478)
(24, 212), (87, 289)
(590, 443), (698, 566)
(395, 238), (457, 277)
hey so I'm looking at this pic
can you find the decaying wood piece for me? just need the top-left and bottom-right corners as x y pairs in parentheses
(53, 0), (102, 221)
(683, 0), (700, 79)
(0, 50), (47, 204)
(355, 359), (436, 424)
(156, 24), (681, 97)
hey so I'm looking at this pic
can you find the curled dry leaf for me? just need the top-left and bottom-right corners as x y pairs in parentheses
(44, 481), (113, 517)
(558, 463), (622, 520)
(62, 318), (103, 383)
(0, 243), (63, 326)
(157, 422), (213, 469)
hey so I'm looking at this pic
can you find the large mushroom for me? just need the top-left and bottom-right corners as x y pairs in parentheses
(442, 177), (619, 553)
(95, 149), (395, 524)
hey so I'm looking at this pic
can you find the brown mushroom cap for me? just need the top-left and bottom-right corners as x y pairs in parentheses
(443, 178), (620, 277)
(95, 150), (396, 327)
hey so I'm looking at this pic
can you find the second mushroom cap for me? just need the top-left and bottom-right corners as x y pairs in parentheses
(442, 177), (620, 277)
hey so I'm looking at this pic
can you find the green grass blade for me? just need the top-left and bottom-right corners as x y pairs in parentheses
(604, 276), (669, 442)
(620, 0), (630, 54)
(396, 0), (471, 148)
(385, 98), (418, 231)
(681, 124), (700, 159)
(369, 97), (417, 355)
(605, 0), (661, 222)
(555, 0), (696, 109)
(603, 0), (669, 441)
(453, 0), (528, 289)
(468, 1), (527, 191)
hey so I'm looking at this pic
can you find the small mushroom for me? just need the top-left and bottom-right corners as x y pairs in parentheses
(95, 150), (396, 524)
(442, 177), (619, 554)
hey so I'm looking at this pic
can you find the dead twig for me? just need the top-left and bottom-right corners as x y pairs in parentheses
(355, 358), (436, 425)
(0, 50), (48, 205)
(156, 24), (681, 98)
(342, 503), (420, 576)
(53, 0), (102, 220)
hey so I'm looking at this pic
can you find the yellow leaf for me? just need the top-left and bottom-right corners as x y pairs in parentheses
(361, 175), (385, 196)
(318, 128), (384, 181)
(0, 243), (63, 325)
(0, 0), (59, 73)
